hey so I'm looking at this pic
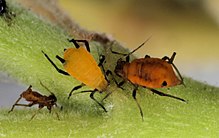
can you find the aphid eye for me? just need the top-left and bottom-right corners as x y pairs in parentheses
(162, 81), (167, 87)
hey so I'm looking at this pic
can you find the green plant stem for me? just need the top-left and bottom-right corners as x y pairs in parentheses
(0, 1), (218, 138)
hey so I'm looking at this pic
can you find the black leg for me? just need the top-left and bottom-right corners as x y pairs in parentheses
(132, 87), (144, 121)
(47, 105), (52, 113)
(68, 39), (90, 52)
(68, 84), (84, 99)
(41, 51), (69, 76)
(125, 55), (130, 62)
(149, 88), (187, 103)
(101, 91), (112, 102)
(68, 87), (107, 112)
(30, 107), (43, 121)
(100, 80), (124, 102)
(54, 103), (60, 120)
(69, 90), (95, 95)
(14, 103), (33, 106)
(98, 55), (109, 82)
(105, 70), (124, 88)
(107, 69), (126, 89)
(90, 89), (107, 112)
(54, 111), (60, 120)
(72, 89), (107, 112)
(117, 81), (125, 90)
(162, 52), (176, 64)
(100, 71), (118, 102)
(100, 70), (123, 102)
(56, 55), (66, 64)
(169, 52), (176, 64)
(47, 104), (60, 120)
(68, 38), (80, 48)
(8, 96), (22, 113)
(171, 63), (185, 87)
(14, 103), (36, 107)
(74, 40), (90, 52)
(98, 55), (105, 68)
(105, 70), (112, 76)
(162, 52), (185, 87)
(9, 102), (36, 114)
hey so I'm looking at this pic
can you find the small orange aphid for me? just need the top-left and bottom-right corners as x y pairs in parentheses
(42, 39), (109, 112)
(110, 37), (186, 120)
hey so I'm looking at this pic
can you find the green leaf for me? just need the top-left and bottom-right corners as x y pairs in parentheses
(0, 1), (218, 138)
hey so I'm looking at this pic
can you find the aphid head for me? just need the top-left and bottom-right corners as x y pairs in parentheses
(48, 93), (57, 104)
(114, 58), (127, 78)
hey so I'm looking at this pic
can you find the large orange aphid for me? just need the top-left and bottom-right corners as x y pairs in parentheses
(116, 53), (182, 88)
(63, 47), (107, 91)
(110, 37), (186, 120)
(42, 39), (108, 112)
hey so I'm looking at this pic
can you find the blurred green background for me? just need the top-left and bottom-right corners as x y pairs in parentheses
(59, 0), (219, 86)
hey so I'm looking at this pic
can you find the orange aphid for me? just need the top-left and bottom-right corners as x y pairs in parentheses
(42, 39), (108, 112)
(111, 37), (186, 120)
(63, 47), (107, 91)
(118, 57), (182, 88)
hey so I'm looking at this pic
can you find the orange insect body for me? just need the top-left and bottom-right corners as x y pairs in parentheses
(63, 47), (108, 91)
(110, 37), (186, 120)
(42, 39), (109, 112)
(122, 58), (181, 88)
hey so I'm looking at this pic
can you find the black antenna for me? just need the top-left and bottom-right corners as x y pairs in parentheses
(125, 35), (152, 58)
(172, 62), (185, 87)
(39, 81), (54, 94)
(168, 52), (185, 87)
(110, 35), (152, 58)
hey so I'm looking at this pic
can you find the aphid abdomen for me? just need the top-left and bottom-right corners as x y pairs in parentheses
(21, 90), (42, 102)
(64, 47), (107, 91)
(125, 58), (181, 88)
